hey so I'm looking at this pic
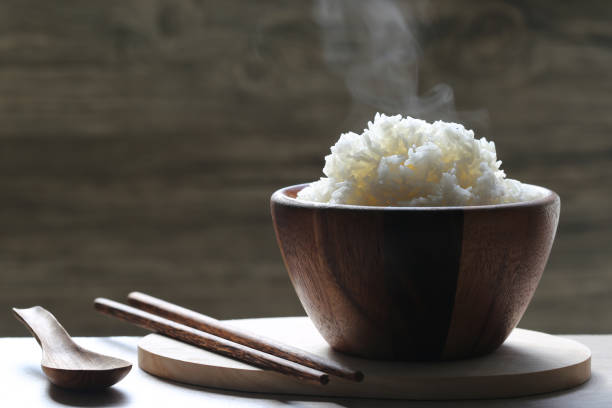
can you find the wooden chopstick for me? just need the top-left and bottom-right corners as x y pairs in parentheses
(94, 298), (329, 385)
(127, 291), (364, 382)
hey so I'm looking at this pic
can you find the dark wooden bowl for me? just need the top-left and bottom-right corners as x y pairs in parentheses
(271, 184), (560, 361)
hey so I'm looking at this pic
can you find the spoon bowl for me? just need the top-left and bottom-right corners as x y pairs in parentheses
(13, 306), (132, 390)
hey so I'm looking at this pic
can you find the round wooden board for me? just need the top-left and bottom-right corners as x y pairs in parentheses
(138, 317), (591, 400)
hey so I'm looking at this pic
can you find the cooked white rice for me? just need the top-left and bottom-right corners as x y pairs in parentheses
(297, 113), (545, 206)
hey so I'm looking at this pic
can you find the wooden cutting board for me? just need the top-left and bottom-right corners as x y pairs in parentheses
(138, 317), (591, 400)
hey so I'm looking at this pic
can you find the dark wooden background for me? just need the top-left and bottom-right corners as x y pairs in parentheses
(1, 0), (611, 336)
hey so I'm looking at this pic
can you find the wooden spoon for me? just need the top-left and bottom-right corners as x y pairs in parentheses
(12, 306), (132, 390)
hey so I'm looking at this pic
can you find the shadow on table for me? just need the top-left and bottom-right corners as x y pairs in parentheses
(47, 384), (130, 407)
(140, 371), (435, 407)
(142, 371), (364, 407)
(140, 367), (600, 408)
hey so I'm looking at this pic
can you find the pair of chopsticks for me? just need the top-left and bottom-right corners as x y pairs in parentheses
(94, 292), (363, 385)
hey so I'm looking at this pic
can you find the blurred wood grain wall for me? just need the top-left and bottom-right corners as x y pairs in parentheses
(1, 0), (611, 335)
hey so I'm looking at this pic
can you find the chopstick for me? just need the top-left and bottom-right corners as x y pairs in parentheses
(127, 291), (364, 382)
(94, 298), (329, 385)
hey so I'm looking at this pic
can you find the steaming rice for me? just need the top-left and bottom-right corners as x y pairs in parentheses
(297, 113), (545, 206)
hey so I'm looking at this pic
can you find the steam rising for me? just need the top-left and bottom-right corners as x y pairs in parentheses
(314, 0), (478, 123)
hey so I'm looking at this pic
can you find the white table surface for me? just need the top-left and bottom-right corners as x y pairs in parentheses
(1, 335), (610, 407)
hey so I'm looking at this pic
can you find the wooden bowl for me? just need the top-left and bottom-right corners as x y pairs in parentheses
(270, 184), (560, 361)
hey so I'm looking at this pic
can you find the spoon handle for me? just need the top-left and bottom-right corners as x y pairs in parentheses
(12, 306), (76, 352)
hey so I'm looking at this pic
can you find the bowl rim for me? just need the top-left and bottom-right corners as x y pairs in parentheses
(271, 183), (559, 212)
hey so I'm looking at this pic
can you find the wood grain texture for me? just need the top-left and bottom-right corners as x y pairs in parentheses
(271, 185), (560, 360)
(12, 306), (131, 389)
(127, 291), (362, 381)
(444, 198), (561, 358)
(0, 0), (611, 337)
(137, 317), (591, 400)
(94, 297), (329, 385)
